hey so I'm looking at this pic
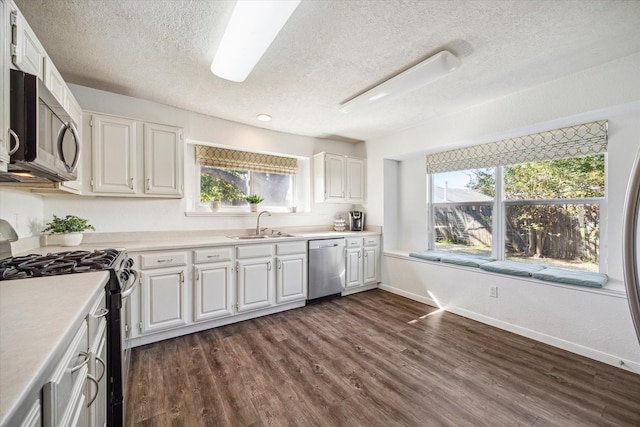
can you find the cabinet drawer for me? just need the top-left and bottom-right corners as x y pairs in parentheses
(276, 241), (306, 255)
(139, 251), (187, 269)
(346, 238), (362, 248)
(236, 244), (273, 259)
(364, 236), (379, 246)
(193, 247), (233, 264)
(42, 320), (89, 426)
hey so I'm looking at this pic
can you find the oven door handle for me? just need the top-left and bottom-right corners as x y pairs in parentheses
(121, 270), (139, 299)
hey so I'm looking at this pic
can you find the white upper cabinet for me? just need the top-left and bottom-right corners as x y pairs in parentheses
(10, 7), (44, 79)
(144, 123), (183, 196)
(44, 57), (65, 107)
(346, 157), (365, 202)
(91, 114), (137, 194)
(90, 113), (183, 198)
(314, 152), (366, 204)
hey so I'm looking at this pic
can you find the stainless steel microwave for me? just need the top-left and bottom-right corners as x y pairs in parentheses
(1, 69), (80, 183)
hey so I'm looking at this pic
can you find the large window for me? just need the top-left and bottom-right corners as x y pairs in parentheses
(196, 145), (298, 212)
(427, 121), (607, 272)
(200, 167), (294, 209)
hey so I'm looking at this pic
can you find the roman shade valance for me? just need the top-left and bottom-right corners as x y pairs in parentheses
(196, 146), (298, 175)
(425, 120), (608, 174)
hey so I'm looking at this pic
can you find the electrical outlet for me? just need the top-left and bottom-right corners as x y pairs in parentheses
(490, 286), (498, 298)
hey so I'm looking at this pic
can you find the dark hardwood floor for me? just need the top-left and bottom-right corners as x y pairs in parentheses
(126, 289), (640, 426)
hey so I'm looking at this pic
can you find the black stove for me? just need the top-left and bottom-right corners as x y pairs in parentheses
(0, 248), (123, 280)
(0, 247), (135, 427)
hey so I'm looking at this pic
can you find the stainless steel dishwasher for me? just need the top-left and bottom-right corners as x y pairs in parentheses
(308, 238), (346, 301)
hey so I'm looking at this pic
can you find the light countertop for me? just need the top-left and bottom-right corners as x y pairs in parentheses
(23, 229), (381, 255)
(0, 272), (109, 426)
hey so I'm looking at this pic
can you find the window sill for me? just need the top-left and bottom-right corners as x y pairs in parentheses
(185, 210), (306, 217)
(383, 250), (627, 297)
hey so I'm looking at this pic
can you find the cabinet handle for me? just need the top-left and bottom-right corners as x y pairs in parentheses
(8, 128), (20, 155)
(358, 250), (362, 258)
(96, 354), (106, 382)
(180, 272), (184, 283)
(207, 254), (220, 258)
(71, 351), (90, 373)
(130, 177), (134, 189)
(86, 374), (99, 408)
(156, 258), (173, 264)
(195, 269), (199, 282)
(147, 178), (150, 190)
(92, 307), (109, 319)
(364, 251), (368, 257)
(268, 261), (272, 271)
(278, 259), (282, 269)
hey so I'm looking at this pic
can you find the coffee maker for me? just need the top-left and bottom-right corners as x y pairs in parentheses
(349, 211), (365, 231)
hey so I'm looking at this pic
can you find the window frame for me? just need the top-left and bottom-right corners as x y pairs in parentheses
(427, 156), (607, 273)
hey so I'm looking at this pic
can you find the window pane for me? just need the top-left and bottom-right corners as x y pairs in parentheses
(200, 166), (294, 209)
(252, 172), (292, 207)
(433, 168), (495, 202)
(434, 204), (493, 256)
(504, 155), (605, 200)
(505, 203), (599, 272)
(200, 166), (249, 205)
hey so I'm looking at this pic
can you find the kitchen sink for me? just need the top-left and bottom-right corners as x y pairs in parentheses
(229, 234), (294, 240)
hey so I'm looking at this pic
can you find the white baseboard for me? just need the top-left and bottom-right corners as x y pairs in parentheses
(378, 283), (640, 374)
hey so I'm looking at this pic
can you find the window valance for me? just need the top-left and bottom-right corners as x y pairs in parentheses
(196, 146), (298, 175)
(425, 120), (608, 174)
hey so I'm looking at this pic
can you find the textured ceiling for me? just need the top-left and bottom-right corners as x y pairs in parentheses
(13, 0), (640, 143)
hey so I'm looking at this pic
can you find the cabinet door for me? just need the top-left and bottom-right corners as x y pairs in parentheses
(141, 267), (187, 334)
(144, 123), (183, 196)
(347, 157), (365, 202)
(237, 258), (273, 313)
(345, 247), (363, 289)
(276, 254), (307, 304)
(324, 153), (346, 201)
(19, 400), (42, 427)
(194, 262), (234, 321)
(11, 9), (45, 79)
(88, 323), (107, 427)
(44, 57), (66, 107)
(91, 114), (137, 194)
(363, 246), (378, 284)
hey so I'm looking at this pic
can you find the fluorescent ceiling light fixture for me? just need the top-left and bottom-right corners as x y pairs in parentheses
(257, 114), (272, 121)
(338, 50), (461, 113)
(211, 0), (301, 82)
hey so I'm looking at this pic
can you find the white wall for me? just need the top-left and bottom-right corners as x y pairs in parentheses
(366, 53), (640, 370)
(0, 189), (43, 237)
(3, 84), (367, 236)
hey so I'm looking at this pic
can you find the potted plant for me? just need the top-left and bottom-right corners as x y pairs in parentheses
(42, 214), (95, 246)
(201, 188), (223, 212)
(245, 194), (264, 212)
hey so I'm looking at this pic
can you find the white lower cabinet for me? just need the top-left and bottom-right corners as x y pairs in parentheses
(363, 236), (380, 285)
(42, 320), (90, 427)
(236, 244), (275, 313)
(345, 239), (363, 289)
(275, 241), (307, 303)
(88, 322), (107, 427)
(138, 251), (189, 334)
(345, 236), (380, 292)
(141, 266), (188, 333)
(193, 247), (234, 322)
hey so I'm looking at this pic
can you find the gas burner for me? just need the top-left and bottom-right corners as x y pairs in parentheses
(0, 248), (124, 281)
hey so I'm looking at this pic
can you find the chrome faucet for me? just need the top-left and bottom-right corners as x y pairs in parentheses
(256, 210), (271, 236)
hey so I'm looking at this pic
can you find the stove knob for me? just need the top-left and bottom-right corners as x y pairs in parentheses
(120, 270), (130, 282)
(125, 258), (134, 268)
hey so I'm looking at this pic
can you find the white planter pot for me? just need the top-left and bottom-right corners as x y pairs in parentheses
(47, 233), (84, 247)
